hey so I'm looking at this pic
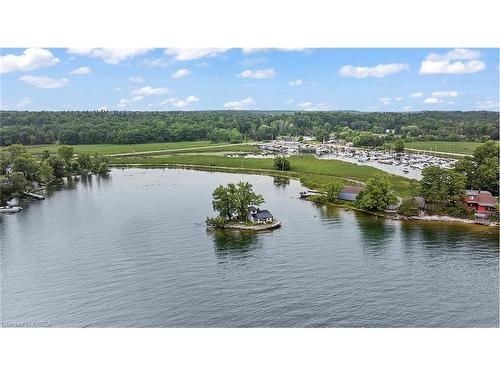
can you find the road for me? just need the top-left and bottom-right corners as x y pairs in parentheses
(107, 142), (256, 157)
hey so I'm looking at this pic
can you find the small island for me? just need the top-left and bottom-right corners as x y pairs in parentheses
(206, 181), (281, 231)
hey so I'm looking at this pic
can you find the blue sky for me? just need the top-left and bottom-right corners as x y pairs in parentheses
(1, 48), (498, 111)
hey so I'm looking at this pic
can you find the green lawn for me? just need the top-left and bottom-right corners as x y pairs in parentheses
(110, 154), (413, 197)
(26, 141), (254, 155)
(406, 141), (494, 155)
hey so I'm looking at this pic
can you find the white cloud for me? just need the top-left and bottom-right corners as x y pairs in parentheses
(242, 48), (307, 54)
(70, 66), (91, 75)
(431, 90), (459, 97)
(339, 63), (409, 78)
(446, 48), (481, 60)
(19, 75), (69, 88)
(160, 95), (199, 108)
(0, 48), (60, 74)
(423, 97), (443, 104)
(419, 49), (485, 74)
(223, 97), (255, 109)
(298, 101), (329, 111)
(402, 106), (414, 111)
(172, 100), (188, 108)
(98, 106), (108, 111)
(410, 92), (424, 98)
(379, 97), (393, 105)
(242, 48), (269, 54)
(129, 76), (145, 83)
(17, 97), (32, 108)
(289, 79), (303, 86)
(131, 86), (169, 96)
(164, 48), (228, 61)
(171, 68), (192, 79)
(238, 69), (275, 79)
(394, 97), (404, 101)
(476, 99), (499, 110)
(67, 48), (150, 64)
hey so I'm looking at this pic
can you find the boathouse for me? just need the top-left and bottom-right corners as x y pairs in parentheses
(338, 186), (363, 201)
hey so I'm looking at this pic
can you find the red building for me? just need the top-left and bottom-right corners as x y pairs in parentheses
(464, 190), (497, 218)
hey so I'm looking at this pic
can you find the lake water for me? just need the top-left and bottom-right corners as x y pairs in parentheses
(1, 168), (498, 327)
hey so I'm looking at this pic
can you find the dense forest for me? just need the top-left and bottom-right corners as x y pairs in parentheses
(0, 110), (498, 146)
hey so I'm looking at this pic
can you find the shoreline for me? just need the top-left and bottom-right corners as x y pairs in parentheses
(112, 165), (499, 229)
(208, 221), (282, 232)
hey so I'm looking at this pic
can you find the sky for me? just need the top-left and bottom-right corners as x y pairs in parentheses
(0, 48), (498, 112)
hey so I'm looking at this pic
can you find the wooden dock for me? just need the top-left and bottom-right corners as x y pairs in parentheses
(23, 191), (45, 200)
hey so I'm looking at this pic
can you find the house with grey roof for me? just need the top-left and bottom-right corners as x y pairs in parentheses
(247, 206), (274, 223)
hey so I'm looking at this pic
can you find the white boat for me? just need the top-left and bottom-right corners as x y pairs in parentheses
(0, 206), (23, 213)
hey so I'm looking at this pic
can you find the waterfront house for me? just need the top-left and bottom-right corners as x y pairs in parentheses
(464, 190), (497, 218)
(247, 206), (274, 223)
(338, 186), (363, 201)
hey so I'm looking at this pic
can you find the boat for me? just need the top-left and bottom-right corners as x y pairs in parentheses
(0, 206), (23, 213)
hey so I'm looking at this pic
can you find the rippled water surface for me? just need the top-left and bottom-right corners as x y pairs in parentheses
(1, 168), (498, 327)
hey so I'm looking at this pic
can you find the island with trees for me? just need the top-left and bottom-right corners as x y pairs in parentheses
(206, 181), (281, 231)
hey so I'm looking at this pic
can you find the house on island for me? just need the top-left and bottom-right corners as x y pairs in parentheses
(247, 206), (274, 223)
(337, 186), (363, 201)
(464, 190), (497, 219)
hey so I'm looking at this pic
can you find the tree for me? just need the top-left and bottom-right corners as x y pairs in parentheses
(394, 139), (405, 153)
(314, 128), (330, 143)
(454, 141), (499, 195)
(12, 156), (40, 180)
(39, 160), (54, 183)
(66, 160), (81, 174)
(40, 150), (51, 160)
(77, 153), (92, 171)
(211, 182), (264, 221)
(356, 176), (397, 211)
(47, 154), (66, 178)
(10, 172), (28, 193)
(256, 125), (272, 140)
(96, 162), (109, 175)
(234, 181), (264, 220)
(212, 184), (238, 220)
(420, 166), (466, 213)
(398, 197), (420, 216)
(322, 181), (343, 203)
(273, 156), (291, 171)
(57, 145), (75, 162)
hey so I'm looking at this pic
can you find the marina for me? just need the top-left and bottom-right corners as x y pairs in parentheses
(258, 140), (458, 179)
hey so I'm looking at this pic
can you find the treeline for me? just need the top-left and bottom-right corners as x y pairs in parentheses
(0, 144), (109, 203)
(0, 110), (498, 146)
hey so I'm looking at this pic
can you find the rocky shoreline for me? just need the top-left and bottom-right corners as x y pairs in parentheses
(216, 221), (282, 231)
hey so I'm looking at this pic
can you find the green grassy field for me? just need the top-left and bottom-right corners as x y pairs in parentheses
(26, 141), (257, 155)
(406, 141), (494, 155)
(110, 154), (412, 197)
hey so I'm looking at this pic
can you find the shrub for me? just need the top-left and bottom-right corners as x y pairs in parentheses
(398, 197), (419, 217)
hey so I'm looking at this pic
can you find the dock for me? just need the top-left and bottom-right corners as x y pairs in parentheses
(299, 190), (321, 199)
(23, 191), (45, 200)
